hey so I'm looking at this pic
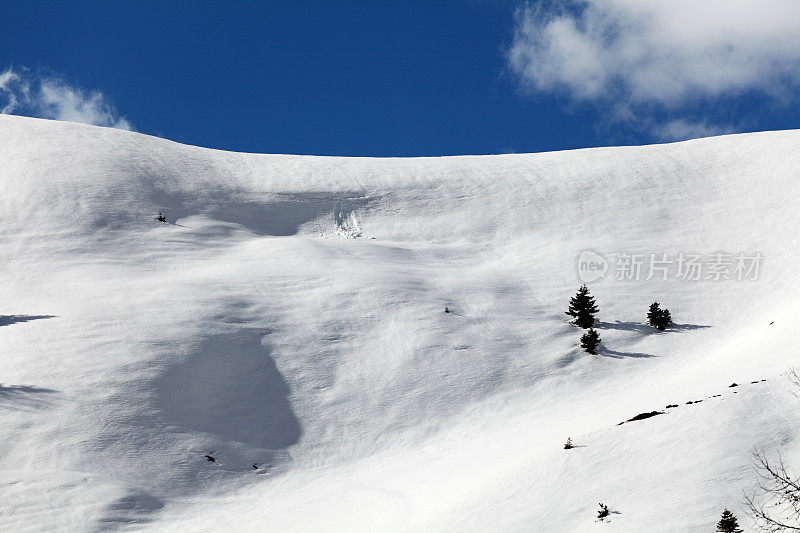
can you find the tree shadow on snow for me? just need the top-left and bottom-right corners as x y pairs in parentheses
(0, 315), (56, 327)
(0, 384), (59, 410)
(599, 347), (656, 359)
(669, 322), (712, 331)
(595, 321), (652, 334)
(596, 320), (710, 334)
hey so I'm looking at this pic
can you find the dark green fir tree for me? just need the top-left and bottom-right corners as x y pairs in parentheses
(566, 285), (599, 328)
(716, 509), (742, 532)
(660, 309), (671, 330)
(647, 302), (672, 331)
(647, 302), (662, 327)
(580, 328), (601, 355)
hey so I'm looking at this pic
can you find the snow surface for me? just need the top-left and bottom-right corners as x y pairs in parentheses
(0, 114), (798, 531)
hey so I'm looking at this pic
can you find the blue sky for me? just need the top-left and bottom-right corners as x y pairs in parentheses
(2, 1), (800, 156)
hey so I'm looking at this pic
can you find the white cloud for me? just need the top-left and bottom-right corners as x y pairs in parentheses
(37, 80), (132, 130)
(654, 119), (732, 142)
(0, 68), (29, 114)
(507, 1), (800, 136)
(0, 67), (132, 130)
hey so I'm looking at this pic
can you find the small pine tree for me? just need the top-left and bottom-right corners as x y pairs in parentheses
(581, 328), (601, 354)
(647, 302), (662, 327)
(597, 503), (609, 519)
(660, 309), (671, 330)
(566, 285), (599, 328)
(647, 302), (672, 330)
(564, 437), (573, 449)
(716, 509), (742, 532)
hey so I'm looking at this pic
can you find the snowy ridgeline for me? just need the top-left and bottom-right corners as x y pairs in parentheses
(0, 114), (799, 531)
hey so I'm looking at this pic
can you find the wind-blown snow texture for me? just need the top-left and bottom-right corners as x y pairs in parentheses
(0, 114), (798, 531)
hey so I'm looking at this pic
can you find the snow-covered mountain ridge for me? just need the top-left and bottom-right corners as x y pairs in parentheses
(0, 114), (798, 531)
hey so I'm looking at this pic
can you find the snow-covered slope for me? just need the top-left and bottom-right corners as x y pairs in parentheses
(0, 114), (798, 531)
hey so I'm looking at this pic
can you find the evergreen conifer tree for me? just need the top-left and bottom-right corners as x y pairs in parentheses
(566, 285), (599, 328)
(564, 437), (573, 449)
(716, 509), (742, 532)
(580, 328), (601, 354)
(647, 302), (672, 330)
(647, 302), (662, 327)
(659, 309), (671, 330)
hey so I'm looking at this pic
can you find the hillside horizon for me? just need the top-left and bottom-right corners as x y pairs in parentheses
(1, 113), (798, 531)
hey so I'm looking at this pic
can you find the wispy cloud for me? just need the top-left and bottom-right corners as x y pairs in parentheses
(0, 67), (132, 130)
(507, 1), (800, 140)
(0, 68), (29, 114)
(653, 119), (733, 142)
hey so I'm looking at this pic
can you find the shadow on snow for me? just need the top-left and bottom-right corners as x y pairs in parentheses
(96, 491), (166, 531)
(599, 347), (656, 359)
(104, 329), (304, 528)
(155, 328), (302, 451)
(0, 315), (56, 327)
(595, 320), (710, 334)
(0, 384), (59, 410)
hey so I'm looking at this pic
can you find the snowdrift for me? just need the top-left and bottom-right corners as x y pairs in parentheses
(0, 114), (798, 531)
